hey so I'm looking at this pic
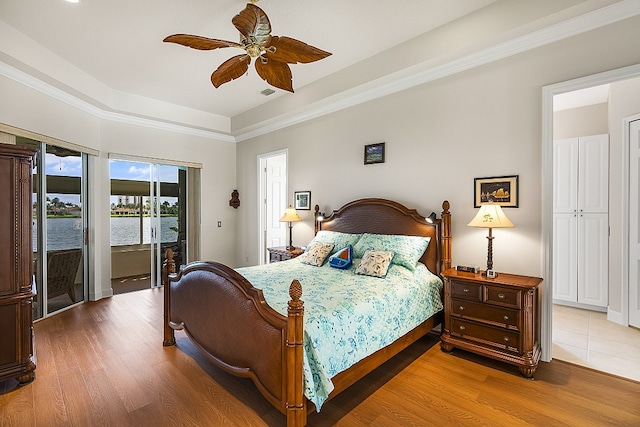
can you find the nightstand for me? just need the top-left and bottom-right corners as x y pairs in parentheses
(267, 246), (304, 263)
(440, 268), (543, 378)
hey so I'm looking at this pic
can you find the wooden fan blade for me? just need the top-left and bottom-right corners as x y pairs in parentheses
(211, 55), (251, 88)
(163, 34), (242, 51)
(265, 36), (332, 64)
(232, 3), (271, 47)
(255, 58), (293, 92)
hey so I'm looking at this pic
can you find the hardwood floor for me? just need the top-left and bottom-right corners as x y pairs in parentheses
(1, 288), (639, 426)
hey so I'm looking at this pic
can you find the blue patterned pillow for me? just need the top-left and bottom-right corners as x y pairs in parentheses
(353, 233), (430, 271)
(355, 250), (394, 278)
(306, 230), (362, 255)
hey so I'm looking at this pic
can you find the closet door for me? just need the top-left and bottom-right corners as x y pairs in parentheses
(553, 138), (579, 214)
(578, 213), (608, 307)
(553, 213), (578, 303)
(579, 135), (608, 214)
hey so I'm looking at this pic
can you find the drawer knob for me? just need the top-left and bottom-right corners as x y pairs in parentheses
(504, 336), (510, 342)
(459, 325), (466, 331)
(503, 315), (509, 321)
(463, 288), (470, 293)
(498, 293), (506, 299)
(459, 305), (465, 311)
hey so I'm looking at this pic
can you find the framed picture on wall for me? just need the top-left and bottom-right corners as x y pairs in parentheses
(474, 175), (519, 207)
(364, 142), (385, 165)
(294, 191), (311, 210)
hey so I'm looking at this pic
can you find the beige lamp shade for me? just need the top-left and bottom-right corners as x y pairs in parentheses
(280, 206), (302, 222)
(280, 205), (301, 250)
(468, 203), (514, 275)
(467, 203), (514, 228)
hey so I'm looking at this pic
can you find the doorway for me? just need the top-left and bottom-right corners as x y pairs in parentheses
(109, 159), (187, 293)
(15, 137), (90, 319)
(543, 64), (640, 381)
(258, 150), (288, 265)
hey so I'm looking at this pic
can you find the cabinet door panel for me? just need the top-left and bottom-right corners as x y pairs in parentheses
(579, 135), (608, 213)
(578, 213), (608, 307)
(553, 138), (579, 213)
(553, 214), (578, 303)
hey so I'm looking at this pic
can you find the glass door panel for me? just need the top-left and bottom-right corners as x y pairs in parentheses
(44, 146), (85, 314)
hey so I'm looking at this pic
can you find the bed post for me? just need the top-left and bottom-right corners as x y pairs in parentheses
(163, 248), (176, 347)
(314, 204), (320, 235)
(286, 279), (306, 427)
(441, 200), (452, 271)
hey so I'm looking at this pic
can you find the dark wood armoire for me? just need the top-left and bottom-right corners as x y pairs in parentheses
(0, 143), (37, 384)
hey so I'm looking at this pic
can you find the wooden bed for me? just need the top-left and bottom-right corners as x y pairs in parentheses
(162, 198), (452, 426)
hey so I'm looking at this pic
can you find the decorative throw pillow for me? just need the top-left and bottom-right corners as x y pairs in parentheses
(353, 233), (430, 271)
(305, 230), (362, 255)
(328, 244), (353, 269)
(355, 250), (394, 278)
(300, 242), (334, 266)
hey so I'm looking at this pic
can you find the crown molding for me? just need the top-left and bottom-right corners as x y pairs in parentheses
(234, 0), (640, 141)
(1, 0), (638, 144)
(0, 60), (236, 143)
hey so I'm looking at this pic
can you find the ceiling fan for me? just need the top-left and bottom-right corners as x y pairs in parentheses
(163, 1), (331, 93)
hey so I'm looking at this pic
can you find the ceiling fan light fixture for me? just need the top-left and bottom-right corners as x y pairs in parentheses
(163, 2), (331, 93)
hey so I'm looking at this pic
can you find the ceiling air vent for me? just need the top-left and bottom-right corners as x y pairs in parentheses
(261, 88), (276, 96)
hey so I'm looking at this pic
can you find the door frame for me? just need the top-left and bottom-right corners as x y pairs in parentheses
(624, 114), (640, 327)
(542, 63), (640, 362)
(258, 149), (288, 265)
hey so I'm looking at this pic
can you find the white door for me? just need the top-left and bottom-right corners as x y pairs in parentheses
(553, 138), (579, 213)
(630, 119), (640, 328)
(579, 135), (609, 214)
(578, 213), (609, 307)
(259, 151), (287, 264)
(553, 213), (578, 303)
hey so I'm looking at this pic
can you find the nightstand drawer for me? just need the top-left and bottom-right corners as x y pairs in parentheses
(451, 298), (519, 330)
(485, 286), (521, 309)
(450, 280), (482, 302)
(450, 318), (520, 353)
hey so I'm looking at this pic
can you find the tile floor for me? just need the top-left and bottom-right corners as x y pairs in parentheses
(552, 304), (640, 382)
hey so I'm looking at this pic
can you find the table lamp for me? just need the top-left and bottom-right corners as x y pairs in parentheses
(467, 202), (514, 277)
(280, 206), (302, 250)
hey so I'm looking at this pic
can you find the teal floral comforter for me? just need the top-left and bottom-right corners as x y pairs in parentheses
(235, 258), (443, 410)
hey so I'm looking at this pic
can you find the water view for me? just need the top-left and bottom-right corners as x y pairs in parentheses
(35, 216), (179, 251)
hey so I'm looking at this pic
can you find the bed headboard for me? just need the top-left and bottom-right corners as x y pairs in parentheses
(315, 198), (451, 275)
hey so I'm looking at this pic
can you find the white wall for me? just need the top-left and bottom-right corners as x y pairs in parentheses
(236, 15), (640, 280)
(609, 77), (640, 315)
(0, 74), (237, 301)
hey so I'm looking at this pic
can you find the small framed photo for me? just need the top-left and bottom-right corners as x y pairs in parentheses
(364, 142), (385, 165)
(474, 175), (519, 208)
(294, 191), (311, 210)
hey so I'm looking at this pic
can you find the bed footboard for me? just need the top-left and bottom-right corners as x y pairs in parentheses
(162, 250), (306, 426)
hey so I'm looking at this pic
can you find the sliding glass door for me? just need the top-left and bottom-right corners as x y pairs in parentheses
(110, 160), (186, 292)
(19, 138), (88, 319)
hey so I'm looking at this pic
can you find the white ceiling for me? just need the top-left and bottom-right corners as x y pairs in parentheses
(0, 0), (496, 119)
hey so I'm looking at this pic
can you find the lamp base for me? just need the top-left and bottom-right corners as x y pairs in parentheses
(286, 245), (296, 251)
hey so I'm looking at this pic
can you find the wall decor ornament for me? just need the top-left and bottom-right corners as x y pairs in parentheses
(474, 175), (519, 208)
(229, 189), (240, 209)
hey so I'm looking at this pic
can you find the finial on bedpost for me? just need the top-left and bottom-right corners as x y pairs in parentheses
(163, 248), (177, 347)
(286, 279), (306, 426)
(441, 201), (452, 271)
